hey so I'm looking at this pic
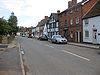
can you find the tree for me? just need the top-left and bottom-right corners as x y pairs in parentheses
(8, 12), (18, 35)
(18, 26), (25, 32)
(0, 18), (11, 35)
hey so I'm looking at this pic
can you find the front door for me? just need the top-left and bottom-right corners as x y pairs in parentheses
(64, 30), (67, 39)
(93, 30), (97, 44)
(0, 36), (2, 43)
(75, 31), (80, 43)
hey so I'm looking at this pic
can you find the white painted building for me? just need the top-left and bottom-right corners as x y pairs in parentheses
(83, 16), (100, 44)
(43, 24), (48, 35)
(83, 1), (100, 44)
(47, 13), (59, 38)
(35, 25), (39, 38)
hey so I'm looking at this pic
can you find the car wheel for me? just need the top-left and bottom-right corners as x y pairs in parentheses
(55, 40), (57, 43)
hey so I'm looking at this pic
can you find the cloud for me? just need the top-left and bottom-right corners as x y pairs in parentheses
(0, 0), (82, 27)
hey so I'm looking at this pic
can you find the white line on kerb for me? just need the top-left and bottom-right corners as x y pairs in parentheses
(45, 45), (54, 48)
(62, 50), (90, 61)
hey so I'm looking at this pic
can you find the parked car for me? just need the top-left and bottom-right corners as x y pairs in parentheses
(51, 35), (67, 44)
(28, 34), (32, 38)
(38, 34), (48, 40)
(28, 36), (32, 38)
(22, 35), (25, 37)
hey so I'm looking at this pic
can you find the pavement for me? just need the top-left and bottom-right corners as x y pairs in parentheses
(68, 42), (100, 49)
(48, 38), (100, 49)
(0, 38), (22, 75)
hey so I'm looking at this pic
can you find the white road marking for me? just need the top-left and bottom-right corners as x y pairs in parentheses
(45, 45), (54, 48)
(62, 50), (90, 61)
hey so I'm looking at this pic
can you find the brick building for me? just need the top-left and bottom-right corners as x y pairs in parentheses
(38, 16), (49, 36)
(59, 0), (98, 43)
(59, 0), (83, 43)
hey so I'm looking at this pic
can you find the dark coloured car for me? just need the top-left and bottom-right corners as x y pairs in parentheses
(38, 34), (48, 40)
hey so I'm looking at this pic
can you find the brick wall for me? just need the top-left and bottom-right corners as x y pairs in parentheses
(0, 36), (14, 44)
(59, 4), (83, 42)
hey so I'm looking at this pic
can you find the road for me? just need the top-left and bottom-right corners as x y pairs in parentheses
(19, 37), (100, 75)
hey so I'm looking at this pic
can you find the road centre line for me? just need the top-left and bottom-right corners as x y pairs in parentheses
(62, 50), (90, 61)
(45, 45), (54, 48)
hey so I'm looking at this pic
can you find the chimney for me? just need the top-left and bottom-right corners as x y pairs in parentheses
(68, 0), (77, 8)
(57, 10), (60, 14)
(72, 0), (77, 5)
(68, 1), (72, 8)
(45, 16), (48, 19)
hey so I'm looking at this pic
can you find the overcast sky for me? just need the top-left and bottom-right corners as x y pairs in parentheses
(0, 0), (82, 27)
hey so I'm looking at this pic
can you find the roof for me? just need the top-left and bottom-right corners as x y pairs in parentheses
(50, 13), (59, 21)
(39, 17), (49, 27)
(83, 0), (100, 19)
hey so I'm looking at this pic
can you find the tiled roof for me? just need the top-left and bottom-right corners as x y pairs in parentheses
(39, 17), (49, 27)
(83, 0), (100, 19)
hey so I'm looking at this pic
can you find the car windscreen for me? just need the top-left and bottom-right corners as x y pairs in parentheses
(55, 35), (62, 38)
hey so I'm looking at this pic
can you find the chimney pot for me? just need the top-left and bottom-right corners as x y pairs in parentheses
(45, 16), (48, 19)
(57, 10), (60, 14)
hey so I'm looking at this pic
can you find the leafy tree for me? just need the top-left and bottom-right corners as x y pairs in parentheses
(0, 18), (11, 35)
(18, 26), (25, 32)
(8, 12), (18, 35)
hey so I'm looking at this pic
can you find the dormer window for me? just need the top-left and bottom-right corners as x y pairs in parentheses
(70, 9), (73, 13)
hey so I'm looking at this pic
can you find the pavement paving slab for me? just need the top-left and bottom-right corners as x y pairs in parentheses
(0, 39), (22, 75)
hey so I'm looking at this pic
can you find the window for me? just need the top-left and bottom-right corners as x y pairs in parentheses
(49, 24), (51, 29)
(52, 23), (53, 28)
(61, 22), (63, 29)
(53, 23), (56, 28)
(85, 19), (89, 25)
(65, 20), (67, 26)
(75, 7), (79, 11)
(52, 17), (54, 21)
(70, 9), (73, 13)
(70, 18), (73, 25)
(60, 14), (62, 17)
(85, 31), (89, 38)
(56, 22), (59, 28)
(76, 17), (79, 24)
(48, 25), (49, 29)
(70, 31), (73, 39)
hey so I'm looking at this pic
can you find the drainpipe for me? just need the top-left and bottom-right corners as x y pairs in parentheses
(81, 5), (83, 43)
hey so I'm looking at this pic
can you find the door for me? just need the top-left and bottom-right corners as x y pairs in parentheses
(93, 30), (97, 44)
(75, 31), (80, 43)
(0, 36), (2, 43)
(64, 30), (67, 39)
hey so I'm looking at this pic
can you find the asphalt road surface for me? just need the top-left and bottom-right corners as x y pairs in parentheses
(19, 37), (100, 75)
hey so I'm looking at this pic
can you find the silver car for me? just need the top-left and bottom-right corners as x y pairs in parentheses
(51, 35), (67, 44)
